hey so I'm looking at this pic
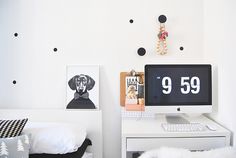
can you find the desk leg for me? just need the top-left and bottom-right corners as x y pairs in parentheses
(122, 136), (127, 158)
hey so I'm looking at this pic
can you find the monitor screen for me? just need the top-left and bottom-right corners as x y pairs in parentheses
(145, 65), (212, 106)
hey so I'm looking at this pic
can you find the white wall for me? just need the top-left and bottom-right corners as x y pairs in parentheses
(204, 0), (236, 145)
(0, 0), (204, 157)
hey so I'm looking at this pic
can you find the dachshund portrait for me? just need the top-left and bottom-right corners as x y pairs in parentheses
(67, 74), (96, 109)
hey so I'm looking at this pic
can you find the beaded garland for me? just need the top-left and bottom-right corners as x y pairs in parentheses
(157, 23), (168, 55)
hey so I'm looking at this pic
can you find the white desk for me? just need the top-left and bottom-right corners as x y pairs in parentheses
(121, 115), (231, 158)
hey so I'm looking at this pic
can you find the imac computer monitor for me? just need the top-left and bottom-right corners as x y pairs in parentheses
(145, 64), (212, 114)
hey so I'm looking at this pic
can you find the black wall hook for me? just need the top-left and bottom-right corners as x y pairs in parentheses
(158, 15), (167, 23)
(137, 47), (146, 56)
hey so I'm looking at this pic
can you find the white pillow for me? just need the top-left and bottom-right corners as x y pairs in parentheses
(22, 122), (87, 154)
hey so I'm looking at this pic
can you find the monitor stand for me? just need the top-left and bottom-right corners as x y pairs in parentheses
(165, 114), (190, 124)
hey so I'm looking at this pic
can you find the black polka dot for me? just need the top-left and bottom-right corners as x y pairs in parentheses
(180, 46), (184, 51)
(129, 19), (134, 24)
(14, 33), (18, 37)
(53, 48), (58, 52)
(137, 47), (146, 56)
(13, 80), (17, 84)
(158, 15), (167, 23)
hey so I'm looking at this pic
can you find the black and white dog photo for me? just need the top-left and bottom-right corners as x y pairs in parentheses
(67, 74), (96, 109)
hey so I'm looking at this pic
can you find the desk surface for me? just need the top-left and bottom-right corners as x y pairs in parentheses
(122, 115), (230, 138)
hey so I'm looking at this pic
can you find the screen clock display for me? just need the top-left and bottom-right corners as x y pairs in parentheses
(145, 65), (212, 106)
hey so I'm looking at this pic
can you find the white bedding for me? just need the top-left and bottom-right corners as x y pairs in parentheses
(23, 122), (87, 154)
(139, 147), (236, 158)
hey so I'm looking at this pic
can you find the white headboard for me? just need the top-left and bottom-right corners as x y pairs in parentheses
(0, 109), (103, 158)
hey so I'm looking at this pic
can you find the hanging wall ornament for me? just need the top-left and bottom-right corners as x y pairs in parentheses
(157, 15), (168, 55)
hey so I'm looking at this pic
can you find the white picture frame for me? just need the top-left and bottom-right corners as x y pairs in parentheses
(66, 65), (99, 109)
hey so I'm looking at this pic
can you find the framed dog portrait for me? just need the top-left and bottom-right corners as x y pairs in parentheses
(66, 65), (99, 109)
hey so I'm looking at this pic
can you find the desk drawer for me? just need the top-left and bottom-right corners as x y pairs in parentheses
(127, 137), (226, 151)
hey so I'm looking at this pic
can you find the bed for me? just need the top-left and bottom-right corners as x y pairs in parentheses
(29, 138), (92, 158)
(0, 109), (102, 158)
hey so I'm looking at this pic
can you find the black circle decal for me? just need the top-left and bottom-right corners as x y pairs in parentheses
(158, 15), (167, 23)
(137, 47), (146, 56)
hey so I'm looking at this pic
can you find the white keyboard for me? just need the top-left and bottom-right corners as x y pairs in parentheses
(162, 123), (206, 132)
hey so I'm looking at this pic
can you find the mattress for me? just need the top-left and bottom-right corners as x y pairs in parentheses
(29, 138), (92, 158)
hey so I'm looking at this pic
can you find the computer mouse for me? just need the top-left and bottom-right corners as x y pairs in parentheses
(206, 124), (218, 131)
